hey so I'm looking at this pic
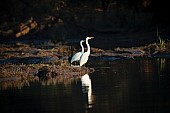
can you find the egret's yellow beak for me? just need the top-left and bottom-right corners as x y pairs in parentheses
(89, 37), (94, 39)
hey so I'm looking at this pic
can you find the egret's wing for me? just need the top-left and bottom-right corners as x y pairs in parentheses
(71, 52), (82, 63)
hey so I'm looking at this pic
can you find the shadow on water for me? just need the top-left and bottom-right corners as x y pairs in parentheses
(0, 57), (170, 113)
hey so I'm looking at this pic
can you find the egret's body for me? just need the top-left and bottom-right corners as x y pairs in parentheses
(71, 40), (84, 64)
(80, 37), (94, 66)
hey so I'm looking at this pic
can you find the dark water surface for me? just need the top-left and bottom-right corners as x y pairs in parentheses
(0, 58), (170, 113)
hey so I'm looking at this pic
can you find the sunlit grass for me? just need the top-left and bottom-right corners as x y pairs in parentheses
(149, 36), (170, 52)
(158, 36), (166, 50)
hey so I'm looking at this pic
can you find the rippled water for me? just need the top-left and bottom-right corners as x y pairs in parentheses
(0, 58), (170, 113)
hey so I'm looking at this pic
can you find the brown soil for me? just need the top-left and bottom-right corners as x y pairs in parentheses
(0, 43), (94, 83)
(0, 37), (170, 86)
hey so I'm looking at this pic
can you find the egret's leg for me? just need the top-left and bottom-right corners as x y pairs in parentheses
(82, 64), (86, 67)
(75, 61), (78, 66)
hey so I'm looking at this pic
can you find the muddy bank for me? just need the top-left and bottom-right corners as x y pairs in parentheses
(0, 38), (170, 80)
(0, 42), (96, 87)
(0, 63), (94, 89)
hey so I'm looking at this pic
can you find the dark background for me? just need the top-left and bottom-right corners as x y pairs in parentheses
(0, 0), (169, 48)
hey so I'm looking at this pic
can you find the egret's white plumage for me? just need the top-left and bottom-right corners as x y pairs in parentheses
(80, 37), (94, 66)
(71, 40), (84, 63)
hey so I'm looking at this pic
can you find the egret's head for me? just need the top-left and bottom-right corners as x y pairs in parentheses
(86, 37), (94, 40)
(80, 40), (85, 43)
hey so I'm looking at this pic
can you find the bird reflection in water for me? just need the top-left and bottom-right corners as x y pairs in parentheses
(81, 73), (94, 108)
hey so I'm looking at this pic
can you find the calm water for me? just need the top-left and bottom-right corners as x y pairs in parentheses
(0, 58), (170, 113)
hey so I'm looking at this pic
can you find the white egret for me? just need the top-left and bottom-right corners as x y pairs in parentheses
(71, 40), (85, 64)
(79, 37), (94, 67)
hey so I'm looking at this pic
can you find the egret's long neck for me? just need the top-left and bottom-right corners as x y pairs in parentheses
(80, 41), (84, 53)
(86, 39), (90, 54)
